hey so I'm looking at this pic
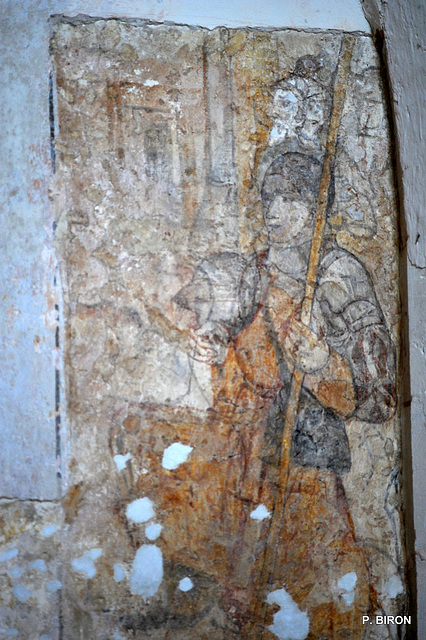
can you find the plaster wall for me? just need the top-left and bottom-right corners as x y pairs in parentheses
(0, 0), (370, 500)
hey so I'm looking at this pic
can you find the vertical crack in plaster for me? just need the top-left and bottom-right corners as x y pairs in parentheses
(49, 70), (56, 173)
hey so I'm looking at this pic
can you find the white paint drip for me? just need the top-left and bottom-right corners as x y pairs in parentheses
(71, 548), (102, 579)
(41, 524), (58, 537)
(162, 442), (193, 470)
(250, 504), (271, 521)
(113, 563), (126, 583)
(3, 630), (18, 637)
(0, 548), (18, 562)
(12, 583), (32, 602)
(126, 497), (155, 524)
(28, 559), (47, 572)
(337, 572), (357, 607)
(47, 580), (62, 593)
(266, 588), (309, 640)
(129, 545), (163, 598)
(179, 577), (194, 592)
(145, 523), (162, 541)
(143, 79), (159, 87)
(384, 575), (404, 598)
(114, 453), (131, 471)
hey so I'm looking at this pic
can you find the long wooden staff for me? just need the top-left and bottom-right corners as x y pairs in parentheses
(246, 34), (355, 639)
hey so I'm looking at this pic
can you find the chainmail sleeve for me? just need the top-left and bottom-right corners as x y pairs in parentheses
(315, 248), (396, 424)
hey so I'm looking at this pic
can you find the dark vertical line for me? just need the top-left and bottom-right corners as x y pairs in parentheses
(50, 38), (63, 637)
(53, 278), (64, 640)
(49, 70), (56, 173)
(55, 301), (62, 482)
(58, 567), (64, 640)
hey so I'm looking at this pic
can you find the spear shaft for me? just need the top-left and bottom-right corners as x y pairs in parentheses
(246, 34), (355, 639)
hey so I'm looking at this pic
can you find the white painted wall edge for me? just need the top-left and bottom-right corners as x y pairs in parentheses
(55, 0), (370, 32)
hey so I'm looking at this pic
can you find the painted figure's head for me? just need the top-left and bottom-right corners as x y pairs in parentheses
(175, 253), (259, 331)
(174, 252), (261, 363)
(269, 54), (333, 152)
(261, 152), (330, 246)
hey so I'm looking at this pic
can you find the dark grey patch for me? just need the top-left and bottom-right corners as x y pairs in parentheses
(260, 392), (351, 475)
(292, 401), (351, 474)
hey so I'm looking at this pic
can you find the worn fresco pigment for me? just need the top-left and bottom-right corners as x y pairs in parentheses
(0, 500), (63, 639)
(49, 17), (406, 639)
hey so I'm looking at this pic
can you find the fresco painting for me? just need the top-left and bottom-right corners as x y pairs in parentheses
(50, 17), (405, 639)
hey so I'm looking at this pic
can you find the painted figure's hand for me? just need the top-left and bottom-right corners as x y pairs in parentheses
(189, 323), (230, 365)
(282, 319), (330, 374)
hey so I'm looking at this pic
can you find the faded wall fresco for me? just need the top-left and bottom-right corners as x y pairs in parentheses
(48, 17), (405, 640)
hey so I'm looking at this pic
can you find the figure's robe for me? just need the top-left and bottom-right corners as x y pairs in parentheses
(136, 244), (396, 639)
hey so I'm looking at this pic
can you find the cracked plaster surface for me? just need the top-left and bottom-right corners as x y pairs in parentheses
(39, 17), (407, 639)
(1, 1), (423, 638)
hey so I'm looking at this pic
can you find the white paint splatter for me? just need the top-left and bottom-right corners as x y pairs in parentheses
(0, 548), (18, 562)
(12, 583), (32, 602)
(337, 572), (357, 591)
(143, 79), (159, 87)
(129, 545), (163, 598)
(39, 636), (54, 640)
(3, 629), (18, 637)
(266, 588), (309, 640)
(337, 572), (357, 607)
(9, 567), (24, 579)
(179, 577), (194, 592)
(29, 559), (47, 572)
(47, 580), (62, 593)
(42, 524), (58, 537)
(114, 453), (131, 471)
(126, 497), (155, 524)
(71, 548), (102, 578)
(250, 504), (271, 521)
(162, 443), (193, 470)
(145, 523), (162, 541)
(113, 563), (126, 583)
(384, 575), (404, 598)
